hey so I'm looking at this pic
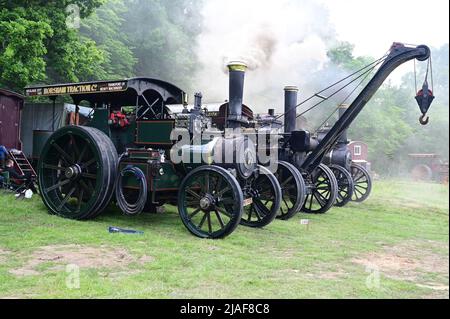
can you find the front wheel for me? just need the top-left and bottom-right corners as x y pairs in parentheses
(350, 164), (372, 202)
(329, 164), (354, 207)
(178, 165), (243, 238)
(301, 164), (338, 214)
(240, 165), (282, 228)
(274, 161), (306, 220)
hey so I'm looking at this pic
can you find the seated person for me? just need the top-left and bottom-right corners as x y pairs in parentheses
(2, 159), (37, 193)
(4, 159), (28, 180)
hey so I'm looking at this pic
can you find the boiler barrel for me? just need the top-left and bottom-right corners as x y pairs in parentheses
(32, 130), (53, 160)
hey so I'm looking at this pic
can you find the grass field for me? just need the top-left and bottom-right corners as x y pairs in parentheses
(0, 179), (448, 299)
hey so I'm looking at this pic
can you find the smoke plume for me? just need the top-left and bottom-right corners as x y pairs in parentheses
(193, 0), (337, 113)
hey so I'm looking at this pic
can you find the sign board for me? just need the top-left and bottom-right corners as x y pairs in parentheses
(25, 81), (128, 97)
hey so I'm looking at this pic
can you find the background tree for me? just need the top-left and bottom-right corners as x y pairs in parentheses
(121, 0), (203, 90)
(79, 0), (136, 79)
(0, 0), (105, 91)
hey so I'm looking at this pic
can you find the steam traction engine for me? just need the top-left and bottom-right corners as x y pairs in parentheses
(25, 62), (282, 238)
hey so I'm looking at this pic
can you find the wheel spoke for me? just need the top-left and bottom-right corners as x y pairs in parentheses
(43, 163), (65, 171)
(204, 173), (210, 194)
(45, 179), (71, 193)
(77, 188), (85, 212)
(214, 209), (225, 228)
(280, 176), (293, 187)
(77, 144), (88, 164)
(198, 212), (208, 229)
(69, 134), (80, 162)
(217, 186), (231, 198)
(189, 207), (202, 219)
(81, 172), (97, 179)
(207, 212), (212, 234)
(215, 205), (232, 218)
(52, 143), (73, 165)
(80, 158), (96, 169)
(57, 187), (76, 211)
(186, 188), (201, 200)
(78, 179), (93, 194)
(247, 204), (254, 220)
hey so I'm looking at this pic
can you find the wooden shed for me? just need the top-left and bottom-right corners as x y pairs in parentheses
(0, 88), (24, 150)
(348, 140), (371, 170)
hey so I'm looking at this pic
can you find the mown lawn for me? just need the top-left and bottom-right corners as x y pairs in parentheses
(0, 179), (448, 299)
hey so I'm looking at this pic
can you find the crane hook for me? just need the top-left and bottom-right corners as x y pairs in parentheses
(419, 113), (429, 125)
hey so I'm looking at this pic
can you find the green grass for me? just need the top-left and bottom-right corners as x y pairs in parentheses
(0, 179), (448, 298)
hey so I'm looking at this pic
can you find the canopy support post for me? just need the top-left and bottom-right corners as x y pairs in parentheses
(50, 96), (56, 132)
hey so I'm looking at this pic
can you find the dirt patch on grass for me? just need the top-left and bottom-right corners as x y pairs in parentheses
(352, 240), (449, 296)
(0, 248), (11, 263)
(9, 244), (154, 277)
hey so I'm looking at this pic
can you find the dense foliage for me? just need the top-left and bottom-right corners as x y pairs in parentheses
(0, 0), (106, 90)
(0, 0), (202, 91)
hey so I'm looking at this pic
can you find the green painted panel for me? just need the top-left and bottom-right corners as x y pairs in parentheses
(135, 120), (174, 145)
(152, 162), (181, 191)
(87, 108), (110, 136)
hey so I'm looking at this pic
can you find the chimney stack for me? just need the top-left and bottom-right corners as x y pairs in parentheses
(284, 86), (299, 133)
(227, 61), (247, 129)
(338, 104), (349, 143)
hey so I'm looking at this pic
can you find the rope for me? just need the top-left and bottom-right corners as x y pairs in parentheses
(429, 54), (435, 93)
(414, 59), (418, 93)
(274, 52), (389, 122)
(313, 64), (377, 133)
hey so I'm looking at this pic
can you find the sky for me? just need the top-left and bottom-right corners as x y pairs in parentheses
(319, 0), (449, 56)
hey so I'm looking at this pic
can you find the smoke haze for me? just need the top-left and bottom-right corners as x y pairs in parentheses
(194, 0), (337, 112)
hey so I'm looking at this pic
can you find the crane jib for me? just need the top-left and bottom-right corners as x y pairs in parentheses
(301, 44), (432, 173)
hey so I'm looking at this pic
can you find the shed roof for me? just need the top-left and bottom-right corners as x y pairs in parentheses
(0, 88), (24, 100)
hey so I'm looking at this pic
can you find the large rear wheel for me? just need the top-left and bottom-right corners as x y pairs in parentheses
(38, 126), (117, 220)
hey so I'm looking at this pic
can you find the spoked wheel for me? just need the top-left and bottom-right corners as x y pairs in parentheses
(274, 161), (306, 220)
(240, 165), (282, 228)
(350, 163), (372, 202)
(38, 126), (118, 220)
(301, 164), (338, 214)
(178, 165), (243, 238)
(329, 164), (354, 207)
